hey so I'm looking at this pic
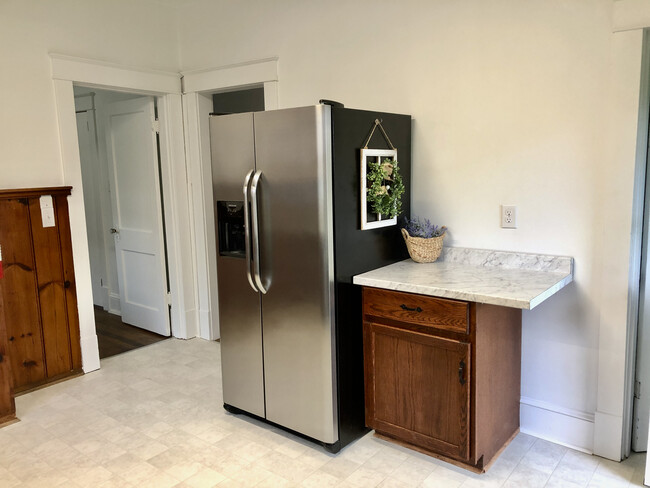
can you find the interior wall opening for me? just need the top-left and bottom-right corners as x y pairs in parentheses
(73, 85), (171, 359)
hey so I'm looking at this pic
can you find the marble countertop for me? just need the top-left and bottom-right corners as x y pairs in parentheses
(352, 247), (574, 310)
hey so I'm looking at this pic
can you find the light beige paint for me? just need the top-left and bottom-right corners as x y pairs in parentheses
(0, 0), (647, 458)
(175, 0), (643, 457)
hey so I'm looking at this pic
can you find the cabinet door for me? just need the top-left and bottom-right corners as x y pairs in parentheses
(0, 199), (47, 388)
(28, 197), (76, 378)
(0, 282), (16, 423)
(364, 322), (470, 461)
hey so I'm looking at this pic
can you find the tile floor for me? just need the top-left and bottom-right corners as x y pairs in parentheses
(0, 338), (646, 487)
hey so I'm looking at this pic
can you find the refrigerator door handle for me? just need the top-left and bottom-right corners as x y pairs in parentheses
(250, 170), (268, 294)
(243, 169), (259, 292)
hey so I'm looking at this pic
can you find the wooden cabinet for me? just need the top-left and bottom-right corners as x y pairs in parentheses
(0, 187), (82, 392)
(363, 286), (521, 472)
(0, 283), (16, 426)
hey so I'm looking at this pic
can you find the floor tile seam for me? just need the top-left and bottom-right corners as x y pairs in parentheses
(503, 452), (554, 486)
(553, 461), (599, 485)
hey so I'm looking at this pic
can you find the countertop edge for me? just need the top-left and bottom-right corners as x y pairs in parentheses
(352, 258), (574, 310)
(352, 275), (533, 309)
(528, 273), (574, 310)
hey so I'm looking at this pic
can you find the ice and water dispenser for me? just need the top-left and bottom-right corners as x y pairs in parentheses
(217, 201), (245, 257)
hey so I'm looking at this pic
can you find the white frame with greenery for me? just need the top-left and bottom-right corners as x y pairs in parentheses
(360, 148), (398, 230)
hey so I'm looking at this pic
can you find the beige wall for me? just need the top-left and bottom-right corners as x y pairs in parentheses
(0, 0), (646, 458)
(0, 0), (179, 189)
(177, 0), (638, 456)
(0, 0), (182, 373)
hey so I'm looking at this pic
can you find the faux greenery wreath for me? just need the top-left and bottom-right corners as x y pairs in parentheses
(366, 158), (405, 218)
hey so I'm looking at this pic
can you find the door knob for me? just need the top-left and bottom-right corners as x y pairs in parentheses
(110, 228), (119, 234)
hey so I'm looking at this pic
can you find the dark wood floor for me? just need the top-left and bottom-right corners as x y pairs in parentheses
(95, 307), (169, 359)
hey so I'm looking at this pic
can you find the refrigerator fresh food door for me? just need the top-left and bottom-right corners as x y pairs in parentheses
(253, 105), (338, 444)
(210, 113), (265, 418)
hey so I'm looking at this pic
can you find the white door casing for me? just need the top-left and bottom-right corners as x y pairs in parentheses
(52, 55), (191, 373)
(76, 107), (109, 310)
(632, 31), (650, 455)
(635, 248), (650, 452)
(181, 58), (279, 340)
(105, 96), (170, 336)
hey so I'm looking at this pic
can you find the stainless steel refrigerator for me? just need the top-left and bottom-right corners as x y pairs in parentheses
(210, 103), (411, 452)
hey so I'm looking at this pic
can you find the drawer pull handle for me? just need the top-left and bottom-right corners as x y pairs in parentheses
(458, 360), (466, 385)
(400, 304), (422, 313)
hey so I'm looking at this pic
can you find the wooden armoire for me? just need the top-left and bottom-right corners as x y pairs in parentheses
(0, 187), (82, 393)
(0, 280), (16, 425)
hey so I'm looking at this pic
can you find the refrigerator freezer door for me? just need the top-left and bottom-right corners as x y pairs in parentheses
(210, 114), (265, 418)
(253, 105), (338, 444)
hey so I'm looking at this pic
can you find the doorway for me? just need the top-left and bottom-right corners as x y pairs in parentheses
(181, 60), (279, 342)
(74, 87), (170, 358)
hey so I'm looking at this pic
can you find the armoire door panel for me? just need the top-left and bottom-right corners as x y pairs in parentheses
(0, 286), (16, 424)
(0, 199), (46, 388)
(55, 196), (82, 370)
(28, 199), (73, 378)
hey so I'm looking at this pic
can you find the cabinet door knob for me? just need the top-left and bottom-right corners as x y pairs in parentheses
(458, 360), (466, 385)
(64, 280), (71, 288)
(400, 304), (422, 313)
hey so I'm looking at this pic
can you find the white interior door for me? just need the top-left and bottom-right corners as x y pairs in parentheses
(106, 96), (170, 336)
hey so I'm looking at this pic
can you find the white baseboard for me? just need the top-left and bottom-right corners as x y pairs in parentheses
(183, 307), (199, 339)
(94, 285), (109, 310)
(108, 292), (121, 315)
(593, 411), (624, 461)
(520, 396), (595, 454)
(198, 309), (211, 340)
(80, 333), (100, 373)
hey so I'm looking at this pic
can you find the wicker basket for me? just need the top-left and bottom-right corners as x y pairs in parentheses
(401, 228), (444, 263)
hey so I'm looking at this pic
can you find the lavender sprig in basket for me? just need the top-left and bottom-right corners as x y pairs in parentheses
(401, 217), (447, 263)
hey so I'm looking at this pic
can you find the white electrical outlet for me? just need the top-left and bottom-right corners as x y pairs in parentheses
(501, 205), (517, 228)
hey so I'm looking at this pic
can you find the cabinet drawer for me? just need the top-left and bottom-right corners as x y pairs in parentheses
(363, 287), (469, 334)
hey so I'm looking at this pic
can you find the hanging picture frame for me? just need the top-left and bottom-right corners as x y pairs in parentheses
(360, 148), (398, 230)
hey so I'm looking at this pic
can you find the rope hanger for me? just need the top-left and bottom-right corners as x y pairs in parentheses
(363, 119), (396, 150)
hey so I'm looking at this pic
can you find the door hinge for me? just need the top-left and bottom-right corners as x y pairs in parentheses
(166, 292), (172, 307)
(152, 118), (160, 134)
(635, 380), (641, 399)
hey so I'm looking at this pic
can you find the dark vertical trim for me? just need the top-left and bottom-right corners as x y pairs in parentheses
(154, 101), (171, 297)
